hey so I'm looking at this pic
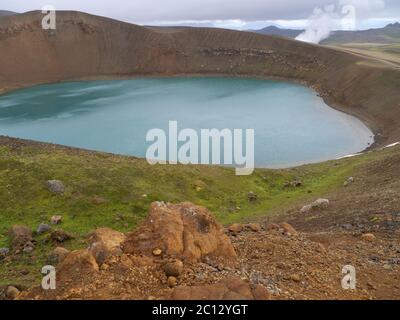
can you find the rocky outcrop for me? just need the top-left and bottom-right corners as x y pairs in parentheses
(87, 228), (126, 265)
(47, 247), (70, 265)
(301, 199), (330, 214)
(58, 249), (99, 280)
(123, 202), (237, 266)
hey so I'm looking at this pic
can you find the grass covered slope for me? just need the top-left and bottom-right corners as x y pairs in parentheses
(0, 136), (391, 287)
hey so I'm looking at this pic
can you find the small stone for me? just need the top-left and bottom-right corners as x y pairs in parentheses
(280, 223), (298, 236)
(312, 198), (330, 209)
(0, 247), (9, 260)
(291, 179), (303, 187)
(300, 205), (312, 214)
(228, 223), (244, 234)
(361, 233), (376, 242)
(50, 215), (63, 225)
(247, 192), (258, 202)
(164, 260), (184, 277)
(46, 180), (65, 194)
(246, 223), (262, 232)
(50, 230), (73, 243)
(47, 247), (70, 265)
(100, 263), (109, 271)
(152, 248), (162, 256)
(167, 276), (178, 288)
(36, 223), (51, 234)
(6, 286), (20, 299)
(344, 177), (354, 187)
(301, 199), (329, 213)
(22, 243), (35, 253)
(291, 274), (301, 282)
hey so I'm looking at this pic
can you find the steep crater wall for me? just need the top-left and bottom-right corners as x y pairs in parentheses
(0, 11), (399, 146)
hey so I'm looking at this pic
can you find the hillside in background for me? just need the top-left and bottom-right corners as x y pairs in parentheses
(0, 10), (17, 17)
(249, 25), (302, 38)
(252, 22), (400, 45)
(323, 22), (400, 44)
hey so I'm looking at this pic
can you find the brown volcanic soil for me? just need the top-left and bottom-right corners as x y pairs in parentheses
(0, 11), (400, 146)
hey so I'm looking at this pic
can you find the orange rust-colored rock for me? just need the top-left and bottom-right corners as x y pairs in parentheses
(228, 223), (244, 234)
(123, 202), (237, 265)
(280, 222), (298, 236)
(87, 227), (126, 265)
(58, 249), (99, 281)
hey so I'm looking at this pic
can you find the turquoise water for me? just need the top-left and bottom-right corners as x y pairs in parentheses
(0, 77), (373, 168)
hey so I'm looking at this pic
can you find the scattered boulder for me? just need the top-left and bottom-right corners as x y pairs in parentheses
(300, 204), (313, 214)
(344, 177), (355, 187)
(168, 276), (178, 288)
(46, 180), (65, 194)
(58, 249), (99, 281)
(247, 192), (258, 202)
(47, 247), (70, 265)
(312, 198), (330, 209)
(50, 215), (63, 225)
(152, 248), (162, 256)
(170, 278), (269, 300)
(284, 179), (303, 188)
(361, 233), (376, 242)
(301, 199), (330, 214)
(280, 223), (298, 236)
(87, 228), (126, 265)
(36, 223), (51, 235)
(228, 223), (244, 234)
(163, 260), (184, 277)
(9, 225), (33, 250)
(49, 230), (73, 243)
(246, 223), (262, 232)
(123, 202), (237, 266)
(291, 179), (303, 187)
(0, 248), (9, 260)
(6, 286), (20, 300)
(22, 243), (35, 254)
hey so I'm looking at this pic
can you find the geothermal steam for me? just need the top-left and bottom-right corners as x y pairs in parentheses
(296, 0), (386, 44)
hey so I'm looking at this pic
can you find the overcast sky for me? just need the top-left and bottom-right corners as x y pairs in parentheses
(3, 0), (400, 30)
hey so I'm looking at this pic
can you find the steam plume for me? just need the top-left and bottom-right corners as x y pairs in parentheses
(296, 0), (386, 44)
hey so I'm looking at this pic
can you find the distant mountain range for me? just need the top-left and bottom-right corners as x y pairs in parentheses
(250, 26), (303, 39)
(0, 10), (17, 17)
(252, 22), (400, 44)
